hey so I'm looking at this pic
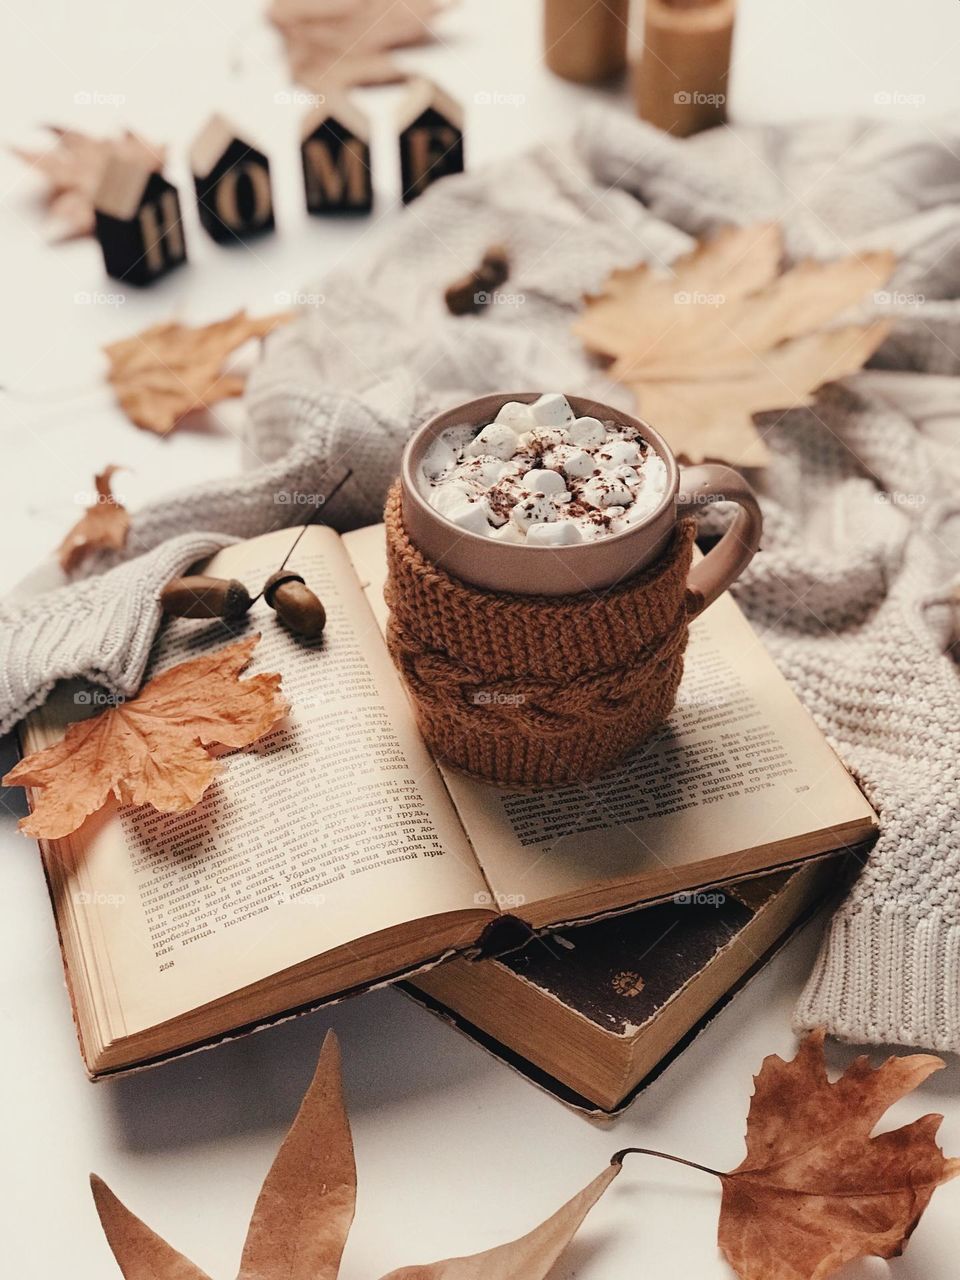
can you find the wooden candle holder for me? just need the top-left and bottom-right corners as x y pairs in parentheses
(633, 0), (735, 136)
(543, 0), (629, 84)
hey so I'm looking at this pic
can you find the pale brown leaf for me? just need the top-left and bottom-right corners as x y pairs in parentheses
(87, 1032), (615, 1280)
(237, 1031), (356, 1280)
(103, 311), (291, 435)
(377, 1164), (619, 1280)
(90, 1175), (213, 1280)
(575, 224), (895, 467)
(3, 636), (287, 840)
(268, 0), (451, 90)
(58, 465), (130, 572)
(12, 125), (166, 240)
(718, 1029), (960, 1280)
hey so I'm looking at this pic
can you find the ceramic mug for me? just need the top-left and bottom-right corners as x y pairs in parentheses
(399, 392), (762, 608)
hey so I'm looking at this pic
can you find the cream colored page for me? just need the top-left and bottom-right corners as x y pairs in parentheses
(344, 524), (874, 910)
(27, 527), (488, 1039)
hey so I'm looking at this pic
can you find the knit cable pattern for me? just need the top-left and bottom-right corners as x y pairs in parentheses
(383, 483), (696, 786)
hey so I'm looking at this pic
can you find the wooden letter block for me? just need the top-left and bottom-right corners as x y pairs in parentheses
(190, 114), (275, 243)
(301, 96), (373, 215)
(94, 158), (187, 286)
(397, 79), (464, 204)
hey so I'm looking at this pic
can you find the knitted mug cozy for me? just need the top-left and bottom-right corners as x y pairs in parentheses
(384, 482), (698, 787)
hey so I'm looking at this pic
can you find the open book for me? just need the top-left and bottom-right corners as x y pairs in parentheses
(21, 523), (877, 1076)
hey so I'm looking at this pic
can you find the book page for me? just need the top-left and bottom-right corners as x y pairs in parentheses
(344, 525), (875, 922)
(26, 527), (490, 1040)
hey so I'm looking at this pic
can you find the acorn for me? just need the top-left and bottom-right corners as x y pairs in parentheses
(263, 570), (326, 639)
(161, 575), (252, 620)
(444, 243), (511, 315)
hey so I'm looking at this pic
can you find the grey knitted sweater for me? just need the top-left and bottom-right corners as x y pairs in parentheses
(2, 109), (959, 1052)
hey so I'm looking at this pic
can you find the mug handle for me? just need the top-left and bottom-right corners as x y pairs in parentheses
(677, 464), (763, 616)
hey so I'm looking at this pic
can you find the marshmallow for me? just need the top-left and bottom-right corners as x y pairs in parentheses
(597, 439), (640, 468)
(530, 392), (574, 427)
(510, 494), (556, 530)
(429, 485), (493, 533)
(521, 468), (567, 495)
(568, 416), (606, 448)
(581, 473), (633, 508)
(492, 521), (524, 542)
(422, 437), (457, 479)
(526, 521), (583, 546)
(559, 448), (595, 480)
(495, 401), (537, 431)
(464, 422), (519, 460)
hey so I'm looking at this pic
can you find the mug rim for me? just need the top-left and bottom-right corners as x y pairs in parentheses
(400, 391), (681, 557)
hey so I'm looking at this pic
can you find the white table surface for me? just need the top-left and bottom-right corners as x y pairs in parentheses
(1, 2), (958, 1275)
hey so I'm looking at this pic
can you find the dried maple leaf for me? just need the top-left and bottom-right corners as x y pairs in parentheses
(616, 1028), (960, 1280)
(103, 310), (291, 435)
(268, 0), (451, 90)
(12, 125), (166, 240)
(575, 223), (895, 467)
(3, 636), (287, 840)
(718, 1029), (960, 1279)
(91, 1032), (617, 1279)
(57, 465), (130, 573)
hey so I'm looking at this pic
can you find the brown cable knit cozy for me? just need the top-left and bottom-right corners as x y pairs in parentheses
(384, 482), (698, 786)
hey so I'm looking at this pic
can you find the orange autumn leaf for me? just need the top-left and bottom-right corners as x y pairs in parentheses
(104, 310), (292, 435)
(4, 636), (287, 841)
(268, 0), (451, 91)
(717, 1029), (960, 1280)
(12, 124), (166, 241)
(92, 1032), (615, 1280)
(57, 465), (130, 572)
(575, 223), (895, 468)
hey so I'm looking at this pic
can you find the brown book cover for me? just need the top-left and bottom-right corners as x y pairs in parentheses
(405, 858), (846, 1116)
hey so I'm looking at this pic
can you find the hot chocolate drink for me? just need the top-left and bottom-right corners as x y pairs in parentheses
(417, 392), (670, 547)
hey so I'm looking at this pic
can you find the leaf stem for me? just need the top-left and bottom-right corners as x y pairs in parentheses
(611, 1147), (723, 1179)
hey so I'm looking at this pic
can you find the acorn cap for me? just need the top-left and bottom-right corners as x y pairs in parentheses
(263, 569), (305, 609)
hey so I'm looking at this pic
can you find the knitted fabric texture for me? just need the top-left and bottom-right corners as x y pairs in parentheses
(383, 483), (696, 786)
(3, 110), (960, 1051)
